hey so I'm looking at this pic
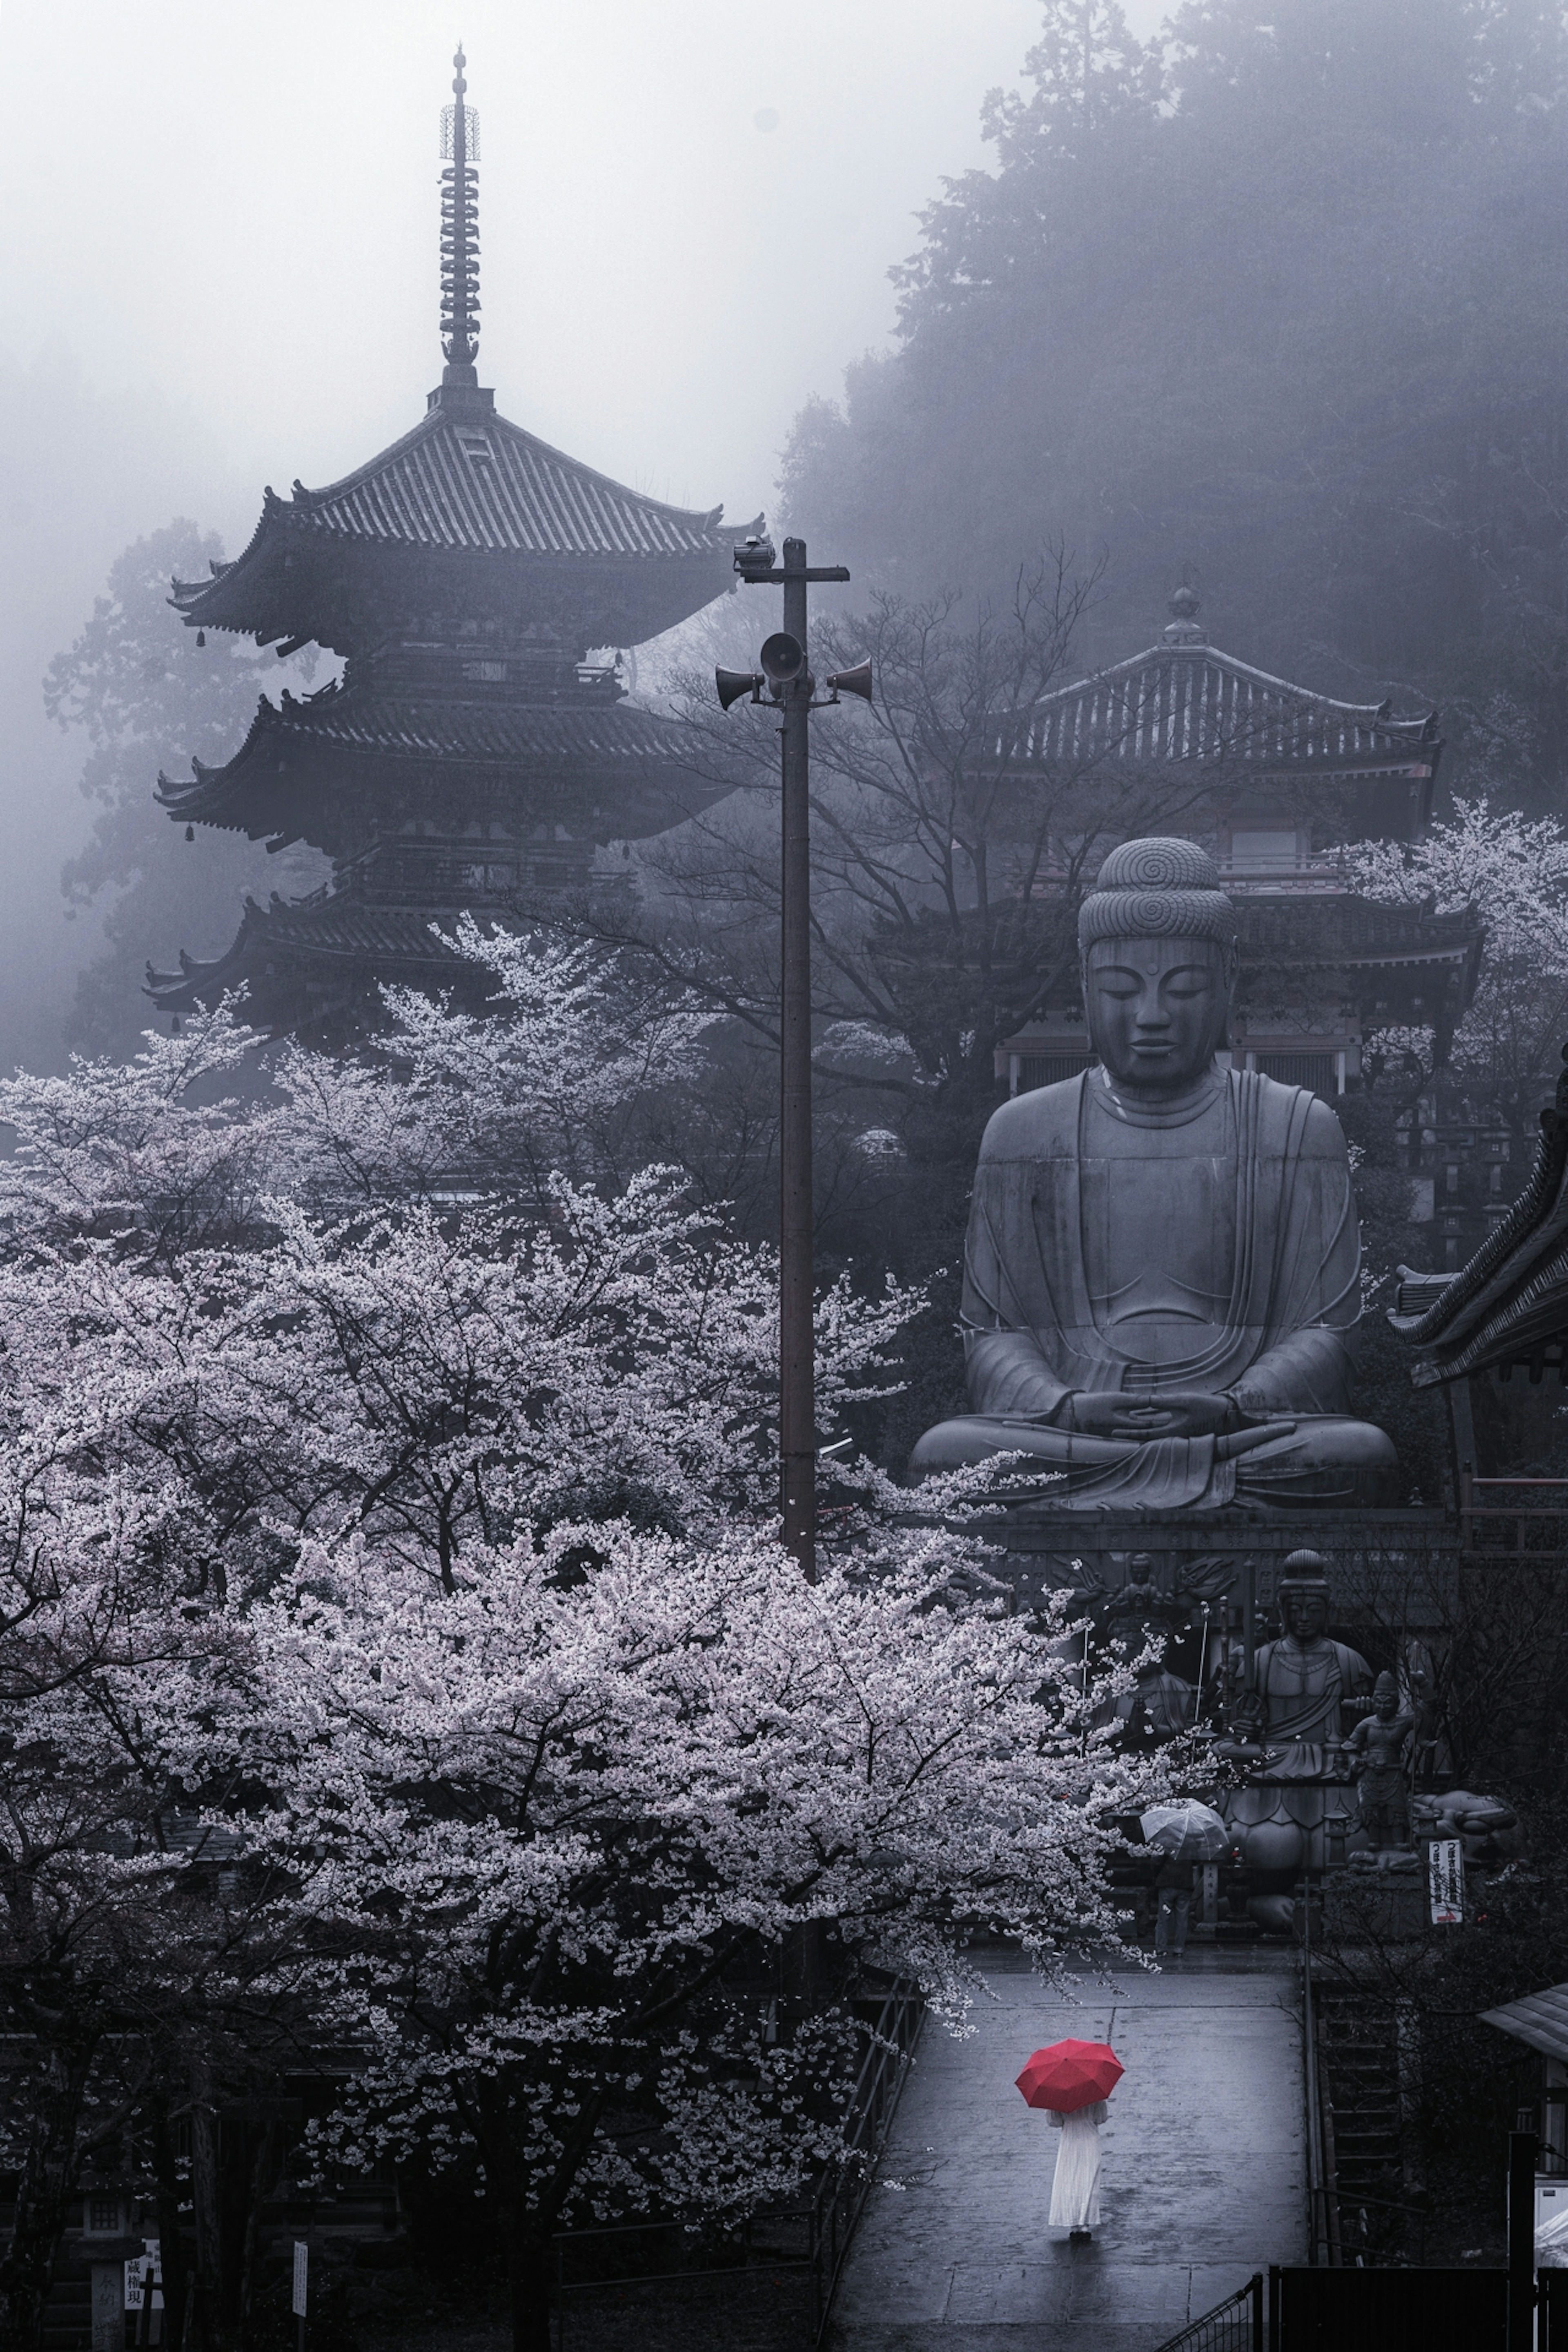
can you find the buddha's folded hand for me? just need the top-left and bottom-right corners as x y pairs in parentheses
(1067, 1390), (1238, 1439)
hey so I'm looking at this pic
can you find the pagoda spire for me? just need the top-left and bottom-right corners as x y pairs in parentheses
(439, 45), (481, 386)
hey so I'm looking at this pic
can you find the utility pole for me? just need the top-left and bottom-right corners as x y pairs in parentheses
(717, 534), (868, 1580)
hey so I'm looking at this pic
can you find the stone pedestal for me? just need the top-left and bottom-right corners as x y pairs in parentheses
(987, 1504), (1457, 1627)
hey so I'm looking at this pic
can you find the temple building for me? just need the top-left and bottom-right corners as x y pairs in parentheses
(995, 589), (1481, 1109)
(150, 51), (752, 1039)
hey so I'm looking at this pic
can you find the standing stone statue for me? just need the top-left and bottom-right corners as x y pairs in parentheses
(1250, 1552), (1374, 1775)
(1344, 1670), (1416, 1849)
(910, 838), (1396, 1511)
(1226, 1550), (1374, 1871)
(1102, 1552), (1190, 1650)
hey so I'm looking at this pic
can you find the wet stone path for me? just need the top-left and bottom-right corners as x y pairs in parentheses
(828, 1948), (1304, 2352)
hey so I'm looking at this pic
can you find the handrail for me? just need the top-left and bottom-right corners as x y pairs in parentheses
(808, 1987), (924, 2340)
(550, 1981), (922, 2350)
(1301, 1898), (1332, 2267)
(1148, 2272), (1263, 2351)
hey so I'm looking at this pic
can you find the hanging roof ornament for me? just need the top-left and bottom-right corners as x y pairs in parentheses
(439, 45), (481, 385)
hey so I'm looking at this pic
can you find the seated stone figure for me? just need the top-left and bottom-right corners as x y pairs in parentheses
(911, 838), (1396, 1512)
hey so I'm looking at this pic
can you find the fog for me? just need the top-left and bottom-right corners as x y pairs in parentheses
(0, 0), (1170, 1072)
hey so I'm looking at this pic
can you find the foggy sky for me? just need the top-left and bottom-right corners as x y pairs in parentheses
(0, 0), (1163, 1074)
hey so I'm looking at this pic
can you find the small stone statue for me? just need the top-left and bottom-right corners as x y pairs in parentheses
(1343, 1670), (1416, 1849)
(1249, 1552), (1373, 1777)
(1102, 1552), (1190, 1650)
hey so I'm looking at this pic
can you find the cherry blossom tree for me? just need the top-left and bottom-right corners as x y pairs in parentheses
(227, 1519), (1158, 2352)
(0, 932), (1170, 2352)
(1349, 798), (1568, 1136)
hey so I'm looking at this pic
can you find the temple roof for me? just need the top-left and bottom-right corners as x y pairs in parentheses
(1481, 1982), (1568, 2062)
(1015, 592), (1441, 775)
(169, 409), (755, 653)
(156, 684), (722, 842)
(169, 50), (754, 656)
(1391, 1046), (1568, 1384)
(1236, 897), (1483, 973)
(180, 410), (738, 576)
(146, 894), (473, 1020)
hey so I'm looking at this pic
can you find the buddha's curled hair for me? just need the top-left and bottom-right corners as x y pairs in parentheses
(1078, 836), (1239, 973)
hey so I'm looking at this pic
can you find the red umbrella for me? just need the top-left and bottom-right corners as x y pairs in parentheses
(1015, 2038), (1123, 2114)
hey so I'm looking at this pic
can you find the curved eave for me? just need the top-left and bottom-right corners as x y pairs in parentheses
(1396, 1055), (1568, 1383)
(169, 519), (737, 656)
(146, 895), (473, 1016)
(168, 399), (760, 647)
(158, 690), (735, 844)
(1013, 641), (1441, 768)
(1038, 641), (1439, 735)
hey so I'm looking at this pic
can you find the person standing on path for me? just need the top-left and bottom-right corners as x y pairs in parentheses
(1047, 2097), (1110, 2242)
(1154, 1853), (1194, 1957)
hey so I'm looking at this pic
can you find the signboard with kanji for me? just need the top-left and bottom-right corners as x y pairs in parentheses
(292, 2240), (309, 2319)
(1429, 1836), (1465, 1925)
(123, 2251), (161, 2311)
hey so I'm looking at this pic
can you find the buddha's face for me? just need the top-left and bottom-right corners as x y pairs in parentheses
(1085, 937), (1231, 1093)
(1283, 1591), (1328, 1643)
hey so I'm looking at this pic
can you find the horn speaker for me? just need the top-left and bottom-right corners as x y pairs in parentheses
(825, 660), (873, 702)
(758, 631), (808, 686)
(715, 667), (762, 710)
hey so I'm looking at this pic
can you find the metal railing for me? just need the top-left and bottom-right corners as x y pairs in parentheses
(1458, 1469), (1568, 1556)
(1150, 2273), (1263, 2351)
(1301, 1898), (1332, 2267)
(552, 1982), (922, 2349)
(805, 1981), (924, 2330)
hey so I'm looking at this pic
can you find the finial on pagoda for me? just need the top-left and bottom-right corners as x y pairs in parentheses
(1163, 583), (1206, 647)
(440, 44), (481, 388)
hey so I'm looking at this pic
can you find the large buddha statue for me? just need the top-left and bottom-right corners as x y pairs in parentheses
(910, 839), (1396, 1512)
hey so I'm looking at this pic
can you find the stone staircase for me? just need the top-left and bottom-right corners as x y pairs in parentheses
(1315, 1983), (1413, 2263)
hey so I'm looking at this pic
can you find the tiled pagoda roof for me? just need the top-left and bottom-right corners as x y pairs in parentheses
(169, 399), (757, 653)
(1013, 637), (1440, 774)
(168, 45), (752, 658)
(156, 684), (723, 842)
(146, 895), (473, 1020)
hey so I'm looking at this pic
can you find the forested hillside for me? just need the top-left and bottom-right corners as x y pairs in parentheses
(782, 0), (1568, 805)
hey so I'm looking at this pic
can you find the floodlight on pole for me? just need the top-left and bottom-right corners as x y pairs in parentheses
(714, 533), (863, 1582)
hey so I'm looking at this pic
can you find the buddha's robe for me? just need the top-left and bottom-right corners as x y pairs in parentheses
(1251, 1630), (1374, 1780)
(910, 1063), (1396, 1511)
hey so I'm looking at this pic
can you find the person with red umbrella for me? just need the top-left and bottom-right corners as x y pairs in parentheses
(1016, 2038), (1123, 2242)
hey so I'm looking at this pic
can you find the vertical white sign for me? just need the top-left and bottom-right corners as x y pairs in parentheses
(292, 2240), (309, 2318)
(1430, 1836), (1465, 1925)
(123, 2258), (147, 2312)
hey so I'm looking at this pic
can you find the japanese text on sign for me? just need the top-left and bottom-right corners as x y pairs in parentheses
(292, 2240), (309, 2318)
(1430, 1835), (1464, 1925)
(123, 2252), (162, 2312)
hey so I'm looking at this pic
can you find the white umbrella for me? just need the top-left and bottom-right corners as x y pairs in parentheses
(1140, 1800), (1231, 1863)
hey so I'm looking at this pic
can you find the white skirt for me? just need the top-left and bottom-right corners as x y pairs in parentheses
(1048, 2107), (1103, 2229)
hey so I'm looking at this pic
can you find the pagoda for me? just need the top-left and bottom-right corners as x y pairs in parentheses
(150, 49), (753, 1038)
